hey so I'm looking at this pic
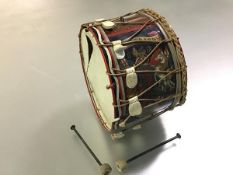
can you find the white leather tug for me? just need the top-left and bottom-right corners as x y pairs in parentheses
(102, 20), (115, 29)
(112, 40), (126, 60)
(95, 18), (105, 22)
(128, 96), (142, 116)
(126, 67), (138, 88)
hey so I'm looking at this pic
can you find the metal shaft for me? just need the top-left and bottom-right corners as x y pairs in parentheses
(70, 125), (102, 166)
(127, 133), (181, 163)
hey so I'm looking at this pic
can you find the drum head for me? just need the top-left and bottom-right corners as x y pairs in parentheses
(80, 28), (115, 130)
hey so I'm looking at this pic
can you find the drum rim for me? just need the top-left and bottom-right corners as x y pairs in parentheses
(96, 26), (127, 126)
(79, 27), (114, 131)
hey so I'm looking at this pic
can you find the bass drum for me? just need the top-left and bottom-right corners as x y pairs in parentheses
(79, 9), (187, 134)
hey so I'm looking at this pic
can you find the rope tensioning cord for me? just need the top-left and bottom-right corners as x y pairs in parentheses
(112, 67), (185, 108)
(95, 18), (185, 108)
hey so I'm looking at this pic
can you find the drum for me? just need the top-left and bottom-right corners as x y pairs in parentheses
(79, 9), (187, 134)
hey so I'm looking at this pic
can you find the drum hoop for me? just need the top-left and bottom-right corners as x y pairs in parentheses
(96, 26), (127, 124)
(92, 26), (122, 119)
(79, 27), (113, 131)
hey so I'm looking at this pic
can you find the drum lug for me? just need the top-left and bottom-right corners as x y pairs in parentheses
(132, 124), (142, 130)
(111, 132), (125, 140)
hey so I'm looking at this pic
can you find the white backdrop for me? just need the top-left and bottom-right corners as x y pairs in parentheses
(1, 0), (233, 175)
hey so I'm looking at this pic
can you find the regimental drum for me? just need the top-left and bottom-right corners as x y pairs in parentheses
(79, 9), (187, 136)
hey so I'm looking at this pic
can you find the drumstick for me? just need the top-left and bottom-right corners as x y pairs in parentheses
(115, 133), (181, 172)
(70, 125), (112, 175)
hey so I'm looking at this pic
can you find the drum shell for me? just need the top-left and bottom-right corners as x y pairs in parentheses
(79, 9), (187, 132)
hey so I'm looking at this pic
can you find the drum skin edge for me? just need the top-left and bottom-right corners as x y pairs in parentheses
(79, 28), (113, 132)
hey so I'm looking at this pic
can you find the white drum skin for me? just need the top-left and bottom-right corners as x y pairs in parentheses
(80, 28), (116, 130)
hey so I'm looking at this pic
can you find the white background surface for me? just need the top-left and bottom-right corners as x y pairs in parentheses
(1, 0), (233, 175)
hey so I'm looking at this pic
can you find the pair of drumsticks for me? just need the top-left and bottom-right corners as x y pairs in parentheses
(70, 125), (181, 175)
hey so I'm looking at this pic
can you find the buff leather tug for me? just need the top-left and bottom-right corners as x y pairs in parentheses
(71, 9), (187, 175)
